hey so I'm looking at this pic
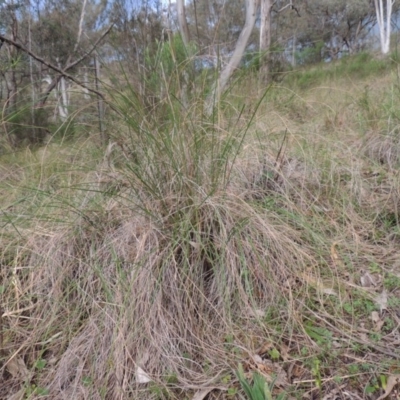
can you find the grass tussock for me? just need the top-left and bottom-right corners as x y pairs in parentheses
(2, 51), (400, 399)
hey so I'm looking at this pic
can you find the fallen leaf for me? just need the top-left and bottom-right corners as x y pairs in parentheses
(279, 343), (291, 361)
(330, 242), (340, 263)
(256, 358), (288, 387)
(359, 332), (369, 342)
(283, 279), (291, 288)
(371, 311), (385, 331)
(189, 241), (201, 250)
(377, 374), (400, 400)
(136, 366), (151, 384)
(299, 271), (336, 294)
(271, 364), (289, 388)
(360, 270), (377, 287)
(192, 388), (213, 400)
(253, 309), (265, 317)
(288, 362), (307, 381)
(375, 290), (388, 312)
(375, 320), (385, 331)
(371, 311), (380, 323)
(6, 357), (30, 380)
(256, 362), (274, 376)
(256, 341), (273, 356)
(252, 354), (263, 364)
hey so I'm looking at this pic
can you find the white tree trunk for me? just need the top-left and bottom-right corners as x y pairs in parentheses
(207, 0), (260, 114)
(58, 76), (69, 121)
(176, 0), (191, 47)
(374, 0), (395, 54)
(259, 0), (272, 83)
(83, 67), (90, 100)
(74, 0), (88, 53)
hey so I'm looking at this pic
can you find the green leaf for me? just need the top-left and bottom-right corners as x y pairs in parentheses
(269, 348), (280, 361)
(35, 359), (46, 371)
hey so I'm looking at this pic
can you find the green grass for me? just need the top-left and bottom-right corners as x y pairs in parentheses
(2, 49), (400, 399)
(237, 364), (286, 400)
(284, 51), (398, 90)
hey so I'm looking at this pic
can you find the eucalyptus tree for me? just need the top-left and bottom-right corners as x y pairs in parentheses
(374, 0), (396, 54)
(0, 0), (37, 144)
(176, 0), (191, 46)
(0, 0), (111, 144)
(108, 0), (164, 103)
(182, 0), (252, 66)
(289, 0), (377, 62)
(205, 0), (259, 113)
(0, 0), (26, 114)
(259, 0), (272, 82)
(159, 0), (259, 112)
(31, 0), (109, 109)
(259, 0), (301, 82)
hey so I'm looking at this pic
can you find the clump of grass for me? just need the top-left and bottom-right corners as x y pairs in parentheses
(3, 41), (400, 400)
(362, 128), (400, 169)
(0, 44), (316, 398)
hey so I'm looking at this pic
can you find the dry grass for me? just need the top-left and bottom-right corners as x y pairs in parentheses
(2, 55), (400, 399)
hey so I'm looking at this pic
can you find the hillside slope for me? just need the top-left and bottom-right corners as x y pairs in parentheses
(1, 52), (400, 399)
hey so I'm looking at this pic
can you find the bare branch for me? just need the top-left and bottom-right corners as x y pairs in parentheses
(276, 3), (291, 12)
(0, 25), (113, 101)
(276, 0), (300, 16)
(291, 5), (301, 18)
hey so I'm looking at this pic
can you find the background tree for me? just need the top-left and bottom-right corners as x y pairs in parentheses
(0, 0), (399, 145)
(176, 0), (191, 46)
(0, 0), (111, 144)
(180, 0), (252, 68)
(259, 0), (273, 83)
(281, 0), (378, 64)
(259, 0), (300, 83)
(374, 0), (395, 54)
(0, 1), (25, 114)
(206, 0), (259, 113)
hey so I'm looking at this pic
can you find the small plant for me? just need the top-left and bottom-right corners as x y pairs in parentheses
(311, 358), (322, 390)
(236, 364), (286, 400)
(384, 274), (400, 291)
(24, 383), (49, 398)
(365, 376), (380, 395)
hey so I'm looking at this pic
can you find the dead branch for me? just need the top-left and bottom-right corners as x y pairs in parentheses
(0, 25), (113, 102)
(275, 0), (301, 16)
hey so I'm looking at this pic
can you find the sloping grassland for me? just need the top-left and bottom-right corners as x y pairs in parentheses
(1, 52), (400, 399)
